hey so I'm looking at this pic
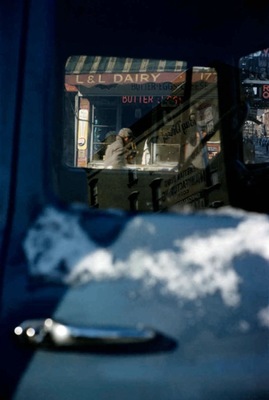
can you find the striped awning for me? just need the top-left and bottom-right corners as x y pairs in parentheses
(65, 56), (188, 95)
(65, 56), (187, 75)
(64, 56), (216, 96)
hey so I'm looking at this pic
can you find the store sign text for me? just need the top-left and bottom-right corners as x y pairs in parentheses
(121, 95), (182, 105)
(162, 167), (206, 203)
(69, 72), (183, 87)
(76, 73), (163, 85)
(262, 85), (269, 99)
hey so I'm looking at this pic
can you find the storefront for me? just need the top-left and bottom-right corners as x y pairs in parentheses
(64, 56), (224, 211)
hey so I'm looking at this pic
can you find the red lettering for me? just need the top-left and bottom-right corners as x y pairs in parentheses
(121, 96), (162, 104)
(263, 85), (269, 99)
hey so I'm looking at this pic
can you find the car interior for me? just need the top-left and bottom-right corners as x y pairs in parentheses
(0, 1), (269, 399)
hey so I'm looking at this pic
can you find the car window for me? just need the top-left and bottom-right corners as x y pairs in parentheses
(240, 48), (269, 164)
(63, 56), (224, 212)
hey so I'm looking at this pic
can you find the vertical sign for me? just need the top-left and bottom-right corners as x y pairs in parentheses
(77, 108), (89, 167)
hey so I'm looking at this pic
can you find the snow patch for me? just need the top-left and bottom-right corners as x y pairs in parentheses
(23, 206), (269, 308)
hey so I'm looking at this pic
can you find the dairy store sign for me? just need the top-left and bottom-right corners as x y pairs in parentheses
(66, 72), (183, 86)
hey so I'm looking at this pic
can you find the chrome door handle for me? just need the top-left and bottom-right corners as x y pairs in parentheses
(14, 318), (161, 348)
(13, 318), (177, 352)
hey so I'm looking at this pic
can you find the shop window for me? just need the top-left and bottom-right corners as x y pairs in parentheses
(63, 56), (223, 212)
(240, 48), (269, 164)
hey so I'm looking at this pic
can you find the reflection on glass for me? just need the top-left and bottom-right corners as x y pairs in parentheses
(64, 56), (222, 212)
(240, 49), (269, 164)
(64, 56), (220, 170)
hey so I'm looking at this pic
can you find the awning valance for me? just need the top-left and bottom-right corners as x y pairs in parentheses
(65, 56), (187, 75)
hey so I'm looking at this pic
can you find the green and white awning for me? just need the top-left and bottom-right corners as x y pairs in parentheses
(65, 56), (186, 75)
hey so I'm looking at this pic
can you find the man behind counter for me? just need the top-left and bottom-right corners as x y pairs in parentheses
(103, 127), (137, 168)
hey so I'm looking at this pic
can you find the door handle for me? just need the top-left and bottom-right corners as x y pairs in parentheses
(13, 318), (177, 352)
